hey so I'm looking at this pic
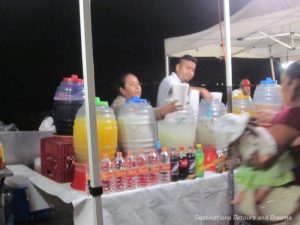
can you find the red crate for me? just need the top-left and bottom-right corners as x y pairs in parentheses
(41, 136), (75, 183)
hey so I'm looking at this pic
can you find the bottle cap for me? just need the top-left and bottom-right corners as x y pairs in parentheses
(197, 144), (202, 149)
(126, 96), (147, 103)
(260, 77), (277, 84)
(127, 151), (133, 156)
(95, 97), (109, 106)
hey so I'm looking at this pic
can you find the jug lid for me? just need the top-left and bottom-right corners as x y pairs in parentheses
(95, 97), (108, 106)
(260, 77), (277, 84)
(126, 96), (147, 103)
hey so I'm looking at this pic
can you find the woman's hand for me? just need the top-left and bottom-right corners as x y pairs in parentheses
(159, 100), (181, 117)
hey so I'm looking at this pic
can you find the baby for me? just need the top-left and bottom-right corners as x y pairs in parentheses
(213, 113), (295, 206)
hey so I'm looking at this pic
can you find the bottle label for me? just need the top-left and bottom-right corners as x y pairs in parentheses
(179, 158), (188, 168)
(114, 170), (126, 177)
(189, 160), (196, 174)
(160, 163), (170, 172)
(127, 168), (138, 176)
(138, 166), (148, 175)
(101, 172), (113, 181)
(149, 165), (159, 173)
(171, 162), (179, 175)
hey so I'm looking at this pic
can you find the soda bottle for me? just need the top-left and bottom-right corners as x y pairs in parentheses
(0, 142), (5, 170)
(125, 151), (138, 189)
(147, 148), (159, 185)
(113, 152), (126, 191)
(100, 153), (113, 194)
(136, 150), (148, 188)
(170, 148), (179, 182)
(195, 144), (204, 178)
(187, 145), (196, 176)
(158, 147), (170, 184)
(178, 147), (189, 180)
(155, 139), (162, 155)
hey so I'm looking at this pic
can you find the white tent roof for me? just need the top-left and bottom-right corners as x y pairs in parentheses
(164, 0), (300, 59)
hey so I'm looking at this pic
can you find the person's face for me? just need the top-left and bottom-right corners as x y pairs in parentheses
(176, 60), (196, 83)
(241, 86), (251, 96)
(280, 75), (300, 106)
(120, 74), (142, 99)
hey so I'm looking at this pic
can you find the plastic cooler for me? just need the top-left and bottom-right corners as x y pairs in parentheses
(41, 136), (75, 183)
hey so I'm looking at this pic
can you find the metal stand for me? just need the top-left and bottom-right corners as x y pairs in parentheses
(0, 168), (13, 225)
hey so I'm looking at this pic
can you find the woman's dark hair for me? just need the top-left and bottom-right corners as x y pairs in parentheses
(115, 73), (132, 95)
(286, 60), (300, 80)
(286, 60), (300, 100)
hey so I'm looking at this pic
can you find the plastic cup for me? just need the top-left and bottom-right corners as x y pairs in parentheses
(172, 83), (189, 108)
(211, 92), (223, 102)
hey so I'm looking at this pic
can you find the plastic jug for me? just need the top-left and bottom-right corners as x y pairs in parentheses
(158, 104), (197, 150)
(196, 98), (226, 147)
(73, 97), (117, 162)
(117, 96), (157, 155)
(253, 77), (283, 112)
(53, 75), (84, 135)
(232, 93), (256, 117)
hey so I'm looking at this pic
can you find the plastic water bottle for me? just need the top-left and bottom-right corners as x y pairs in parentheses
(100, 153), (113, 194)
(158, 147), (170, 184)
(187, 145), (196, 176)
(125, 151), (138, 190)
(136, 150), (148, 188)
(195, 144), (204, 178)
(113, 152), (126, 192)
(178, 146), (188, 180)
(147, 148), (159, 186)
(170, 147), (179, 182)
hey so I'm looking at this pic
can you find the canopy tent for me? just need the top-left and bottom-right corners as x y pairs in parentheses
(165, 0), (300, 63)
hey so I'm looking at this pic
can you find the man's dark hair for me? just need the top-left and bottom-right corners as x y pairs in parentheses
(178, 55), (198, 65)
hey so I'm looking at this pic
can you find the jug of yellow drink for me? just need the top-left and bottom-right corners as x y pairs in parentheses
(232, 93), (256, 117)
(73, 97), (117, 162)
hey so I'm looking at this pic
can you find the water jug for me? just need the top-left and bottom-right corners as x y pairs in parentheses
(117, 96), (156, 155)
(196, 98), (226, 147)
(53, 75), (84, 135)
(73, 97), (117, 162)
(158, 104), (196, 150)
(253, 77), (283, 112)
(232, 93), (255, 117)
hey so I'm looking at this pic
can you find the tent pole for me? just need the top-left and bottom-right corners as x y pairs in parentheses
(79, 0), (103, 225)
(165, 56), (170, 76)
(224, 1), (234, 225)
(270, 57), (276, 80)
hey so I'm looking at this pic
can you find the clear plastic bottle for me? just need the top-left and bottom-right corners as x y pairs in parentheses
(195, 144), (204, 178)
(158, 148), (170, 184)
(125, 151), (138, 190)
(100, 153), (113, 194)
(113, 152), (126, 192)
(136, 150), (148, 188)
(147, 149), (159, 186)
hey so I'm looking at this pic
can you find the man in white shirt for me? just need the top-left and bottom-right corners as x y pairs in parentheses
(156, 55), (211, 107)
(232, 79), (252, 99)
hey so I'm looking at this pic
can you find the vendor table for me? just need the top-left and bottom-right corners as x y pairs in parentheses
(7, 165), (230, 225)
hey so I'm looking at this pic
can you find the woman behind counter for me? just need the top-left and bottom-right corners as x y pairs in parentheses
(111, 73), (179, 120)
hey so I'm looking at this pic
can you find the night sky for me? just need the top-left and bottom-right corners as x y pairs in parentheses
(0, 0), (278, 130)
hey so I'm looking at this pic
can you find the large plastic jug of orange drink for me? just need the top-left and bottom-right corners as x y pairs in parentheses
(73, 97), (117, 162)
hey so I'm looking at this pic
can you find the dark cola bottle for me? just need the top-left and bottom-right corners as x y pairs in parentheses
(178, 147), (189, 180)
(187, 145), (196, 176)
(170, 148), (179, 182)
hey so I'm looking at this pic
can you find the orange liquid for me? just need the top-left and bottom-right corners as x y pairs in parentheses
(73, 115), (117, 163)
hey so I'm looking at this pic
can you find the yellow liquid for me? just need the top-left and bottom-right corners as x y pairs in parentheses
(73, 115), (117, 163)
(232, 108), (256, 117)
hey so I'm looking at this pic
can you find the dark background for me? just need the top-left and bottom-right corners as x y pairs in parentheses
(0, 0), (280, 130)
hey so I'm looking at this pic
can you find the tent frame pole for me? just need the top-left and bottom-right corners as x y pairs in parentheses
(165, 56), (170, 76)
(79, 0), (103, 225)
